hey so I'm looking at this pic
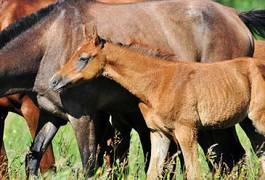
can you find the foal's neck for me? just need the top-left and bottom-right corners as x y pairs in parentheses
(101, 43), (178, 104)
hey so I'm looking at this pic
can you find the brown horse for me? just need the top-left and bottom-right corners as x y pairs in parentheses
(0, 0), (56, 175)
(0, 0), (55, 30)
(50, 35), (265, 179)
(0, 0), (264, 178)
(0, 0), (150, 176)
(0, 0), (154, 177)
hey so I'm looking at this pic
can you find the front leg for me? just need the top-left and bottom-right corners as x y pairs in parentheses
(139, 103), (170, 179)
(26, 110), (66, 178)
(21, 95), (55, 174)
(68, 115), (97, 177)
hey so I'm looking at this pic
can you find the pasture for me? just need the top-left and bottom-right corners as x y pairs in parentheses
(1, 0), (265, 179)
(4, 113), (260, 179)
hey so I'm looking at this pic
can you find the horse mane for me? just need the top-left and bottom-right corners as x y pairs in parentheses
(0, 1), (60, 49)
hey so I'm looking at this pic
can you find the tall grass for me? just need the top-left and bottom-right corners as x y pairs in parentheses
(3, 2), (265, 178)
(2, 113), (261, 179)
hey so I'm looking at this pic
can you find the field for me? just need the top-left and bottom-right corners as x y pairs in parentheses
(2, 0), (265, 179)
(3, 112), (261, 179)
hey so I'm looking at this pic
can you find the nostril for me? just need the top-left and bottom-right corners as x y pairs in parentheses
(49, 75), (62, 89)
(52, 79), (58, 85)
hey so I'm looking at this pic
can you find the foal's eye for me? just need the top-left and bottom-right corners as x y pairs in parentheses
(79, 55), (91, 62)
(75, 53), (93, 71)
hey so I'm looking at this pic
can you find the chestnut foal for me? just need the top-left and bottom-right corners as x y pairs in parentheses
(254, 40), (265, 59)
(50, 35), (265, 179)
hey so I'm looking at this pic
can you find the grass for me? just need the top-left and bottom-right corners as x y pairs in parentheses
(2, 112), (262, 179)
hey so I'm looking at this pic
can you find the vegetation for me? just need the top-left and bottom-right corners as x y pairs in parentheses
(3, 1), (265, 179)
(3, 113), (261, 179)
(216, 0), (265, 10)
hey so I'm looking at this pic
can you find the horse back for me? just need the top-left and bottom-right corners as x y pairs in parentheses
(86, 0), (253, 62)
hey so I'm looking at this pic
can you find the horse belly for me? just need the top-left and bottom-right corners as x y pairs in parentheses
(196, 75), (250, 129)
(199, 106), (248, 129)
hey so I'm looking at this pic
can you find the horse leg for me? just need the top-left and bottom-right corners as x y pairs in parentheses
(68, 115), (98, 177)
(69, 111), (117, 176)
(26, 110), (66, 177)
(240, 118), (265, 177)
(110, 113), (132, 163)
(198, 127), (245, 172)
(138, 103), (170, 179)
(94, 112), (115, 168)
(174, 124), (199, 180)
(0, 110), (8, 178)
(20, 95), (55, 174)
(146, 131), (170, 180)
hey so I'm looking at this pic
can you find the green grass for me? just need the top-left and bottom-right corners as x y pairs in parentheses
(2, 113), (262, 179)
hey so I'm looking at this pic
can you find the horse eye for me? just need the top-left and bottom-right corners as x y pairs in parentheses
(79, 56), (90, 62)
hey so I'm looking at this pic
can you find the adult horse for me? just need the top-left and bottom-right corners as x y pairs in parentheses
(0, 0), (56, 176)
(0, 0), (263, 178)
(0, 0), (152, 177)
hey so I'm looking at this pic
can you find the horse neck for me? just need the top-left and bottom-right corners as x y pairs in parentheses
(0, 2), (56, 96)
(101, 43), (177, 103)
(0, 35), (44, 95)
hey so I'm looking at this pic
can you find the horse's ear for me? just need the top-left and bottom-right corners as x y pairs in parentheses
(82, 23), (103, 47)
(91, 26), (101, 46)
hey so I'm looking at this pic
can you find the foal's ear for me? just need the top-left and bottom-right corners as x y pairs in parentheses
(82, 24), (104, 47)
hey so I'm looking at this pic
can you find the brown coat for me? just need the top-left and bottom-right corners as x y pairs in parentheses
(51, 39), (265, 179)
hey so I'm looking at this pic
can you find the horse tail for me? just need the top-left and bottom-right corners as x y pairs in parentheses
(239, 10), (265, 38)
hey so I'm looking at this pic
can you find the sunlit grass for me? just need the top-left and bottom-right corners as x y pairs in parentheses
(2, 113), (261, 179)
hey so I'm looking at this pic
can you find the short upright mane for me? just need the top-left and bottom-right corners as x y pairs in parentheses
(0, 1), (60, 49)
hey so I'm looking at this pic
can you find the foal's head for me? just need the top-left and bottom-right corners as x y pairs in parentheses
(49, 35), (106, 91)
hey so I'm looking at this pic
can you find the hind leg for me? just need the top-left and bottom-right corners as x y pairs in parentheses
(174, 123), (199, 180)
(0, 110), (8, 178)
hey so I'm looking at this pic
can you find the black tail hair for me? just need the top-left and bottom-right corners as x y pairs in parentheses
(239, 10), (265, 38)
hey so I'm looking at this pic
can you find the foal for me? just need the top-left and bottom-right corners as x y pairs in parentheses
(50, 35), (265, 179)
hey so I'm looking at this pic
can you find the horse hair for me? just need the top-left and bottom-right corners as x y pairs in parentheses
(239, 10), (265, 38)
(0, 1), (60, 49)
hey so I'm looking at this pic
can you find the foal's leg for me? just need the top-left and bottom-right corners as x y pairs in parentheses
(147, 131), (170, 179)
(0, 110), (8, 178)
(139, 103), (170, 179)
(174, 124), (199, 180)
